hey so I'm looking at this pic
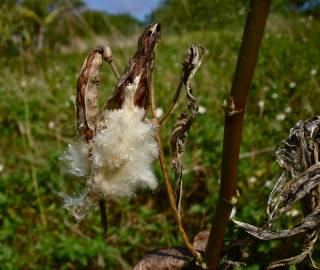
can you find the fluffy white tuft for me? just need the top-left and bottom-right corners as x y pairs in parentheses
(59, 142), (90, 177)
(93, 106), (158, 199)
(60, 75), (159, 220)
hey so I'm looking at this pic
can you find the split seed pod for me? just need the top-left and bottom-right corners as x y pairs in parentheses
(59, 23), (161, 221)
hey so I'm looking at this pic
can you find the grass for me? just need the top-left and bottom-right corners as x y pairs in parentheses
(0, 11), (320, 270)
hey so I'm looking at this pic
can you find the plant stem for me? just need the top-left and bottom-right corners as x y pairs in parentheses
(99, 200), (108, 235)
(98, 46), (120, 235)
(106, 58), (120, 80)
(204, 1), (271, 268)
(150, 68), (204, 266)
(159, 72), (184, 125)
(155, 130), (202, 262)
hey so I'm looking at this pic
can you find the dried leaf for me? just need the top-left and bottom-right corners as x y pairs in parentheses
(268, 117), (320, 221)
(233, 117), (320, 268)
(221, 258), (246, 268)
(234, 208), (320, 240)
(170, 44), (205, 214)
(192, 229), (210, 253)
(268, 164), (320, 221)
(133, 247), (191, 270)
(267, 231), (319, 269)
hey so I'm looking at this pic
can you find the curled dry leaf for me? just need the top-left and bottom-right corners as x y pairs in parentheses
(267, 164), (320, 221)
(233, 208), (320, 240)
(267, 231), (319, 269)
(170, 44), (205, 215)
(268, 116), (320, 221)
(233, 116), (320, 268)
(133, 247), (191, 270)
(192, 229), (210, 253)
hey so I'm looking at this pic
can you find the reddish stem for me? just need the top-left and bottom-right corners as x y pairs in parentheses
(204, 1), (271, 268)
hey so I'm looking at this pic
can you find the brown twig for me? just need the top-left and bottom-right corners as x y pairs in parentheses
(159, 44), (205, 126)
(159, 72), (184, 125)
(102, 46), (121, 80)
(239, 146), (273, 159)
(204, 1), (271, 269)
(150, 50), (205, 268)
(99, 200), (108, 236)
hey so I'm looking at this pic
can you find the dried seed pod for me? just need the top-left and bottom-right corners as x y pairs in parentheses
(105, 23), (161, 111)
(60, 25), (161, 223)
(76, 47), (107, 141)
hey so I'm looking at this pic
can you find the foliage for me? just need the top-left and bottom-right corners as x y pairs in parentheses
(82, 11), (142, 36)
(0, 0), (141, 56)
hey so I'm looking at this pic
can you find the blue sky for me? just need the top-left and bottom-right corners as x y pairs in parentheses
(83, 0), (163, 21)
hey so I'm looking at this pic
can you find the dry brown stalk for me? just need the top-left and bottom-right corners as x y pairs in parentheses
(204, 1), (271, 268)
(150, 44), (206, 269)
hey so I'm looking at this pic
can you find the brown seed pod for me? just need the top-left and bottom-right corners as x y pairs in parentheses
(76, 47), (106, 141)
(105, 22), (161, 111)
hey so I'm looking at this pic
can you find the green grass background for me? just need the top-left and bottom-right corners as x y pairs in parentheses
(1, 3), (320, 269)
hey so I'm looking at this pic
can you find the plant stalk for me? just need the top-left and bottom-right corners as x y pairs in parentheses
(150, 63), (204, 266)
(159, 72), (184, 125)
(99, 200), (108, 235)
(204, 1), (271, 268)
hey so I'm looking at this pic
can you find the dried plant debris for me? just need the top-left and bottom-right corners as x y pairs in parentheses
(192, 229), (210, 253)
(170, 44), (205, 215)
(233, 208), (320, 240)
(105, 22), (160, 111)
(267, 231), (319, 269)
(76, 47), (106, 141)
(233, 116), (320, 268)
(59, 23), (161, 221)
(133, 248), (192, 270)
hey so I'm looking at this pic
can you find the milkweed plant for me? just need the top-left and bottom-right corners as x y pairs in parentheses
(58, 8), (320, 269)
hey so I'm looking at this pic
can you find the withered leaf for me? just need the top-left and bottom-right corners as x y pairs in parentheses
(233, 208), (320, 240)
(268, 117), (320, 221)
(170, 44), (205, 215)
(133, 247), (191, 270)
(267, 231), (319, 269)
(192, 229), (210, 253)
(232, 117), (320, 269)
(268, 164), (320, 221)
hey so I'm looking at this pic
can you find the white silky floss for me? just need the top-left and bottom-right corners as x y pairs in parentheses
(60, 75), (159, 221)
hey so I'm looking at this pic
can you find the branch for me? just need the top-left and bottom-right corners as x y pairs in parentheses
(150, 45), (206, 268)
(159, 45), (205, 125)
(204, 1), (271, 269)
(102, 46), (121, 80)
(159, 73), (184, 125)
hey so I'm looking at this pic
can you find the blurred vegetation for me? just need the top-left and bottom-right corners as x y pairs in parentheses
(0, 0), (141, 56)
(0, 0), (320, 269)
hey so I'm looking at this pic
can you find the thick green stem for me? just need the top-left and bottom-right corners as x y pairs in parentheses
(204, 1), (271, 268)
